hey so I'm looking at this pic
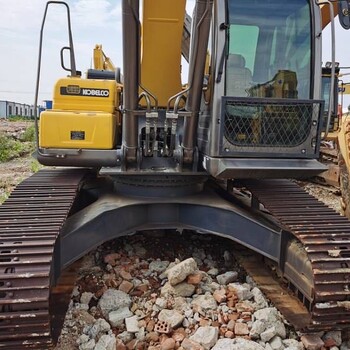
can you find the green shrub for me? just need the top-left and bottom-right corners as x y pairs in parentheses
(8, 116), (31, 122)
(0, 132), (34, 162)
(30, 159), (42, 173)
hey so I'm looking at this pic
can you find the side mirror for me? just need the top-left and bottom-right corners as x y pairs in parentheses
(338, 1), (350, 29)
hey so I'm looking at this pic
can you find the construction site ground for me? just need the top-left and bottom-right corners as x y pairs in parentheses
(0, 119), (348, 350)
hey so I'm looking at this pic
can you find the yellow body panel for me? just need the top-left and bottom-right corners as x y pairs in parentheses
(53, 77), (117, 113)
(39, 110), (116, 149)
(340, 84), (350, 95)
(141, 0), (186, 107)
(339, 114), (350, 174)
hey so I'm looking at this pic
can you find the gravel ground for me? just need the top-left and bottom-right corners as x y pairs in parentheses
(300, 181), (342, 213)
(54, 230), (349, 350)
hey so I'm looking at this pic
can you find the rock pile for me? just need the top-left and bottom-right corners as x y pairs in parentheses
(55, 231), (350, 350)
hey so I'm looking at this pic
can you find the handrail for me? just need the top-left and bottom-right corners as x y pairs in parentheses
(33, 1), (77, 155)
(317, 0), (336, 138)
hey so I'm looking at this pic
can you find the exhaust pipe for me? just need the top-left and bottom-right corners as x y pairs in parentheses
(122, 0), (140, 163)
(183, 0), (213, 164)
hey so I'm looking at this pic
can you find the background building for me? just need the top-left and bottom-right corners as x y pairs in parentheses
(0, 100), (43, 118)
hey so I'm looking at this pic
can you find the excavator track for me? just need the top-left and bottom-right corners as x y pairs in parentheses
(241, 179), (350, 331)
(0, 169), (88, 349)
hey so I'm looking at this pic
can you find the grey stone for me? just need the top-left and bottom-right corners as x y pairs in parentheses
(166, 258), (198, 286)
(184, 309), (193, 318)
(149, 260), (170, 273)
(88, 318), (110, 339)
(134, 244), (147, 258)
(182, 338), (205, 350)
(216, 271), (238, 285)
(200, 281), (220, 294)
(80, 292), (94, 305)
(254, 307), (280, 324)
(228, 283), (252, 301)
(233, 338), (265, 350)
(77, 334), (90, 345)
(72, 286), (80, 297)
(161, 281), (196, 297)
(158, 309), (184, 328)
(136, 327), (145, 341)
(182, 318), (190, 328)
(125, 315), (140, 333)
(261, 327), (278, 342)
(270, 336), (284, 350)
(255, 311), (285, 340)
(275, 321), (286, 339)
(75, 310), (96, 326)
(341, 341), (350, 350)
(194, 257), (203, 266)
(211, 339), (235, 350)
(283, 339), (304, 350)
(223, 251), (233, 265)
(191, 293), (217, 311)
(94, 334), (117, 350)
(193, 248), (207, 261)
(189, 326), (219, 350)
(117, 331), (134, 343)
(79, 339), (95, 350)
(155, 297), (167, 309)
(204, 259), (216, 269)
(173, 297), (190, 313)
(76, 303), (89, 311)
(252, 287), (268, 310)
(249, 320), (266, 339)
(246, 275), (257, 286)
(207, 268), (219, 277)
(212, 338), (265, 350)
(323, 331), (342, 347)
(98, 289), (131, 317)
(108, 306), (133, 327)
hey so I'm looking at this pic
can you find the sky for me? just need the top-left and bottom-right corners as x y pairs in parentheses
(0, 0), (349, 110)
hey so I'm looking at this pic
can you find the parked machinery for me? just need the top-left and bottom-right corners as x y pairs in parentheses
(320, 65), (350, 213)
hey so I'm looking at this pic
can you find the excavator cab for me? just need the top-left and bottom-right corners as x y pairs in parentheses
(200, 0), (326, 179)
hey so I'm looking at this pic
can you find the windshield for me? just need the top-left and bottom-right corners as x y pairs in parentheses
(226, 0), (312, 99)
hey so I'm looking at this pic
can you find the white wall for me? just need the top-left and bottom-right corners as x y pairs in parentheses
(0, 101), (7, 118)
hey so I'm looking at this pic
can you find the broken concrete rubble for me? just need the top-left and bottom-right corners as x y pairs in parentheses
(55, 231), (350, 350)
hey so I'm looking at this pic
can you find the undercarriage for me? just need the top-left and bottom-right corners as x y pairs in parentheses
(1, 169), (350, 348)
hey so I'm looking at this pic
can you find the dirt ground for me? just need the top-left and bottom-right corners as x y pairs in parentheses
(0, 120), (36, 202)
(0, 155), (35, 201)
(0, 120), (33, 135)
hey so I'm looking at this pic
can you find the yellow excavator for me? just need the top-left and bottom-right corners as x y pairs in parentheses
(320, 65), (350, 215)
(93, 44), (116, 72)
(1, 0), (350, 348)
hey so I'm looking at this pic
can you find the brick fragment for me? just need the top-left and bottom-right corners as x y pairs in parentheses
(301, 334), (325, 350)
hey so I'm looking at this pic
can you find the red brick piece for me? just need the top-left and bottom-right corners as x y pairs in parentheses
(301, 334), (325, 350)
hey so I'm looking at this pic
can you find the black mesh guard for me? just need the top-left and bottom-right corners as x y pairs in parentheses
(223, 98), (322, 148)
